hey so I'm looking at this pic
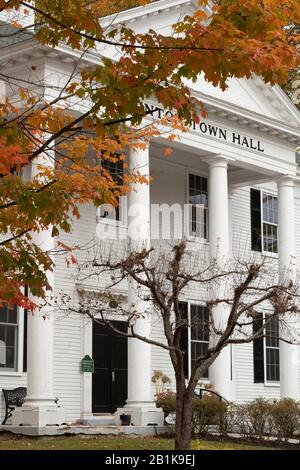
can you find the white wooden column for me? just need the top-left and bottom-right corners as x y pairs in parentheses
(277, 176), (299, 400)
(12, 152), (65, 427)
(115, 145), (164, 426)
(228, 187), (236, 400)
(208, 155), (233, 401)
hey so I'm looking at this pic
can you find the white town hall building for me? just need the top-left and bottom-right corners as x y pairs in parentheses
(1, 0), (300, 432)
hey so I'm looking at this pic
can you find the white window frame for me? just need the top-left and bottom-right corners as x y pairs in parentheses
(96, 155), (127, 228)
(96, 195), (127, 228)
(263, 313), (280, 386)
(0, 305), (25, 376)
(187, 301), (210, 382)
(260, 191), (278, 258)
(186, 171), (209, 242)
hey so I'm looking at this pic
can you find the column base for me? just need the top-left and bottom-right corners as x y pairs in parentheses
(11, 403), (66, 427)
(115, 402), (164, 427)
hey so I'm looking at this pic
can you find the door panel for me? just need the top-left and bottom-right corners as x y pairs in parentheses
(92, 321), (127, 413)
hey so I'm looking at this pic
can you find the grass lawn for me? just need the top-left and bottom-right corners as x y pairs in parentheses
(0, 434), (277, 450)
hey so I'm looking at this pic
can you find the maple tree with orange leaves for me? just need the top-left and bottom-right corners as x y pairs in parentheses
(0, 0), (299, 308)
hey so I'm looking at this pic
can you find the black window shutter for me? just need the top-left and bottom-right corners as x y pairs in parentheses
(253, 313), (264, 383)
(250, 189), (262, 252)
(179, 301), (189, 379)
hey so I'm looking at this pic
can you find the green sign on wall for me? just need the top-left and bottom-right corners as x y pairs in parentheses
(81, 355), (94, 373)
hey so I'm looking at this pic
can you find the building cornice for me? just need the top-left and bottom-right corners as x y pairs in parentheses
(1, 40), (299, 146)
(100, 0), (197, 28)
(192, 90), (300, 143)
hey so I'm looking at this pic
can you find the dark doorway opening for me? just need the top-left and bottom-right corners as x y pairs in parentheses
(92, 321), (128, 414)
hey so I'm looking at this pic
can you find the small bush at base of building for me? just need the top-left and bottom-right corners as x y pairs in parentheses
(270, 398), (300, 440)
(233, 398), (300, 440)
(155, 390), (228, 435)
(155, 391), (176, 416)
(232, 398), (273, 439)
(156, 392), (300, 441)
(193, 395), (228, 436)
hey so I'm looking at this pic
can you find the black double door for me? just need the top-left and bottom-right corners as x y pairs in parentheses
(92, 321), (128, 414)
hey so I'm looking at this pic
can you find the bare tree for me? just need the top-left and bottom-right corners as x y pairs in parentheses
(65, 240), (300, 450)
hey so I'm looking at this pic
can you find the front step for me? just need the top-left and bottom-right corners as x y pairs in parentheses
(77, 415), (115, 426)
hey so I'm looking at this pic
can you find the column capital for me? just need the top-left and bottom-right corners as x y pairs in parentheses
(204, 154), (235, 168)
(277, 174), (298, 188)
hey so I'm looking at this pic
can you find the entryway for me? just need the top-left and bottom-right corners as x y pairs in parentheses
(92, 321), (128, 414)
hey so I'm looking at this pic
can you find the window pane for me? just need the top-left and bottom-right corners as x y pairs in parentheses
(262, 194), (278, 253)
(272, 226), (278, 253)
(190, 304), (209, 379)
(263, 223), (268, 252)
(265, 314), (280, 382)
(191, 305), (209, 341)
(189, 174), (208, 238)
(0, 324), (17, 370)
(191, 342), (209, 378)
(0, 306), (7, 323)
(101, 157), (123, 185)
(266, 316), (279, 348)
(266, 348), (280, 382)
(5, 347), (15, 369)
(0, 345), (6, 366)
(8, 305), (17, 324)
(263, 194), (269, 221)
(189, 175), (208, 205)
(0, 324), (5, 342)
(101, 156), (123, 221)
(273, 197), (278, 224)
(263, 194), (277, 224)
(263, 223), (278, 254)
(6, 325), (16, 347)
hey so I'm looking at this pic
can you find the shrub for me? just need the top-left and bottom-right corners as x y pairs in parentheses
(235, 398), (272, 439)
(155, 389), (228, 434)
(155, 391), (176, 415)
(156, 393), (300, 441)
(192, 394), (228, 436)
(269, 398), (300, 440)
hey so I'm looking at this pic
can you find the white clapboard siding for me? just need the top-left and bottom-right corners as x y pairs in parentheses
(52, 203), (98, 422)
(2, 162), (300, 424)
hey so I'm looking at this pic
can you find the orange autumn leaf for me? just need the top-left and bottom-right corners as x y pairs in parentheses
(164, 147), (173, 157)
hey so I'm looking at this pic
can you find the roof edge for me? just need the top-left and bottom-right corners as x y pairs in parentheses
(101, 0), (197, 27)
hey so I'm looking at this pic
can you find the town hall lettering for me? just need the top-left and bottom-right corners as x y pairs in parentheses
(144, 103), (265, 153)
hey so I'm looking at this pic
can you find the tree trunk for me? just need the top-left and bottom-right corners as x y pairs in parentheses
(175, 382), (194, 450)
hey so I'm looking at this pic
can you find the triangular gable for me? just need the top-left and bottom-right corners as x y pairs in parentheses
(106, 0), (300, 129)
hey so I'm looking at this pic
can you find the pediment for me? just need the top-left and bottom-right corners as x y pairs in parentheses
(109, 0), (300, 129)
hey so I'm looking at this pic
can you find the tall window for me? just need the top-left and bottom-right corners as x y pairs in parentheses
(253, 312), (280, 383)
(179, 302), (209, 379)
(0, 305), (18, 370)
(262, 194), (278, 254)
(190, 304), (209, 378)
(100, 157), (124, 221)
(188, 174), (208, 239)
(265, 315), (280, 382)
(251, 189), (278, 254)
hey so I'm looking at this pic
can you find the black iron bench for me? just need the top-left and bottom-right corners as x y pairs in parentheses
(2, 387), (27, 425)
